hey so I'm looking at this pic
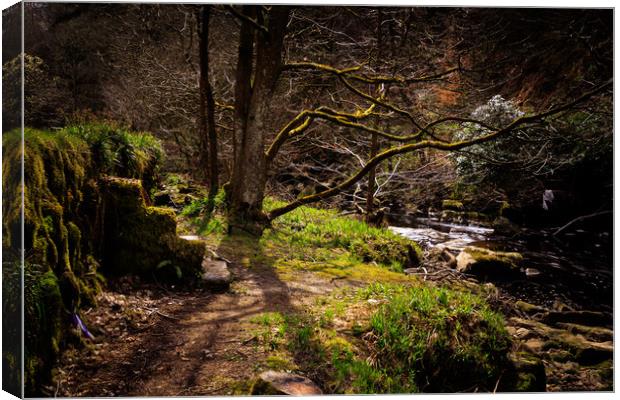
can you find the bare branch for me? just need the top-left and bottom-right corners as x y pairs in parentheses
(225, 5), (268, 35)
(267, 79), (611, 220)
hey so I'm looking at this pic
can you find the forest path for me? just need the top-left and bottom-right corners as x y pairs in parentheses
(55, 257), (336, 396)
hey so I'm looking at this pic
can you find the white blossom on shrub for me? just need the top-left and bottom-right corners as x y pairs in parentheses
(453, 95), (525, 182)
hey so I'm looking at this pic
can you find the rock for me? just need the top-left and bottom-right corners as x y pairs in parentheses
(525, 268), (541, 278)
(440, 209), (465, 223)
(100, 177), (204, 278)
(555, 323), (613, 342)
(251, 371), (322, 395)
(492, 216), (520, 235)
(547, 349), (573, 362)
(505, 352), (546, 392)
(456, 246), (523, 280)
(509, 317), (613, 365)
(552, 301), (575, 312)
(539, 310), (612, 329)
(515, 300), (547, 315)
(523, 338), (546, 353)
(201, 258), (232, 290)
(547, 333), (613, 365)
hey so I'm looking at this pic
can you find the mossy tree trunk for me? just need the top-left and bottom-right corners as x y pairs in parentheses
(228, 6), (290, 232)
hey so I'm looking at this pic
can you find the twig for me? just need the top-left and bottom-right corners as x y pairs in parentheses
(141, 307), (181, 321)
(493, 370), (506, 393)
(202, 385), (227, 395)
(207, 248), (232, 264)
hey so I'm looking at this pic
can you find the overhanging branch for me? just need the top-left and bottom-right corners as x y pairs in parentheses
(267, 79), (612, 220)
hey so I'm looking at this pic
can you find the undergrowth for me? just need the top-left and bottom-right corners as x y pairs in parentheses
(247, 283), (511, 394)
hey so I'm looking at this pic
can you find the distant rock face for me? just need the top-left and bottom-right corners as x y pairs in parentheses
(251, 371), (323, 395)
(456, 246), (523, 280)
(201, 258), (232, 290)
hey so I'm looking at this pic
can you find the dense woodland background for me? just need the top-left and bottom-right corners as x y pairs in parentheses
(3, 4), (613, 225)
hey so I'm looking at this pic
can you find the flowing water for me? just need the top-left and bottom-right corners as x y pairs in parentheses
(389, 215), (613, 311)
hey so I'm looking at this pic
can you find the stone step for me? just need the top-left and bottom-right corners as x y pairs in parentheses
(201, 258), (232, 290)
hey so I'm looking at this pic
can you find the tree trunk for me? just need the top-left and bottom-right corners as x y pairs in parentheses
(198, 5), (218, 200)
(228, 6), (290, 232)
(365, 9), (383, 225)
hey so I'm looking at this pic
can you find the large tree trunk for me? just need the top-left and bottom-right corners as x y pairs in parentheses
(228, 6), (290, 232)
(198, 5), (218, 199)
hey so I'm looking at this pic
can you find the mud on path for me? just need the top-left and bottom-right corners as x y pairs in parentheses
(54, 260), (336, 397)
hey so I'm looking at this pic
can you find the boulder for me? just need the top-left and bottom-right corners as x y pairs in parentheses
(440, 249), (457, 268)
(201, 258), (232, 290)
(251, 371), (322, 395)
(440, 210), (465, 224)
(508, 317), (613, 365)
(456, 246), (523, 280)
(524, 268), (541, 278)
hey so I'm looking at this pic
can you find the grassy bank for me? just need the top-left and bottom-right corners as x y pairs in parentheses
(180, 191), (514, 394)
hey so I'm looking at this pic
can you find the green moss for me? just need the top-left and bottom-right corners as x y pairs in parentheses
(458, 246), (523, 278)
(262, 198), (422, 270)
(464, 247), (522, 264)
(504, 352), (546, 392)
(100, 177), (204, 280)
(264, 354), (297, 371)
(515, 300), (546, 315)
(442, 199), (464, 211)
(2, 124), (165, 394)
(23, 265), (64, 395)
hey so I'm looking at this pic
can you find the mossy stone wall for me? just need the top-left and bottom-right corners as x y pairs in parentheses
(1, 125), (185, 395)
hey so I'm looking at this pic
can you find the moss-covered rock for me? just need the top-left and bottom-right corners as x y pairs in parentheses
(504, 352), (547, 392)
(539, 310), (612, 329)
(350, 235), (421, 268)
(442, 199), (464, 211)
(515, 300), (547, 315)
(456, 246), (523, 280)
(1, 125), (168, 394)
(100, 176), (204, 280)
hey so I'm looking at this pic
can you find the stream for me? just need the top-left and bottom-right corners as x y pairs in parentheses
(389, 215), (613, 312)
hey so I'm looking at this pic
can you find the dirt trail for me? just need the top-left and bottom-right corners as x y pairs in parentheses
(55, 261), (334, 397)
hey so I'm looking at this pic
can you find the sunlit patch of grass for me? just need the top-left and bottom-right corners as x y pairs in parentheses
(263, 198), (422, 269)
(185, 196), (420, 285)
